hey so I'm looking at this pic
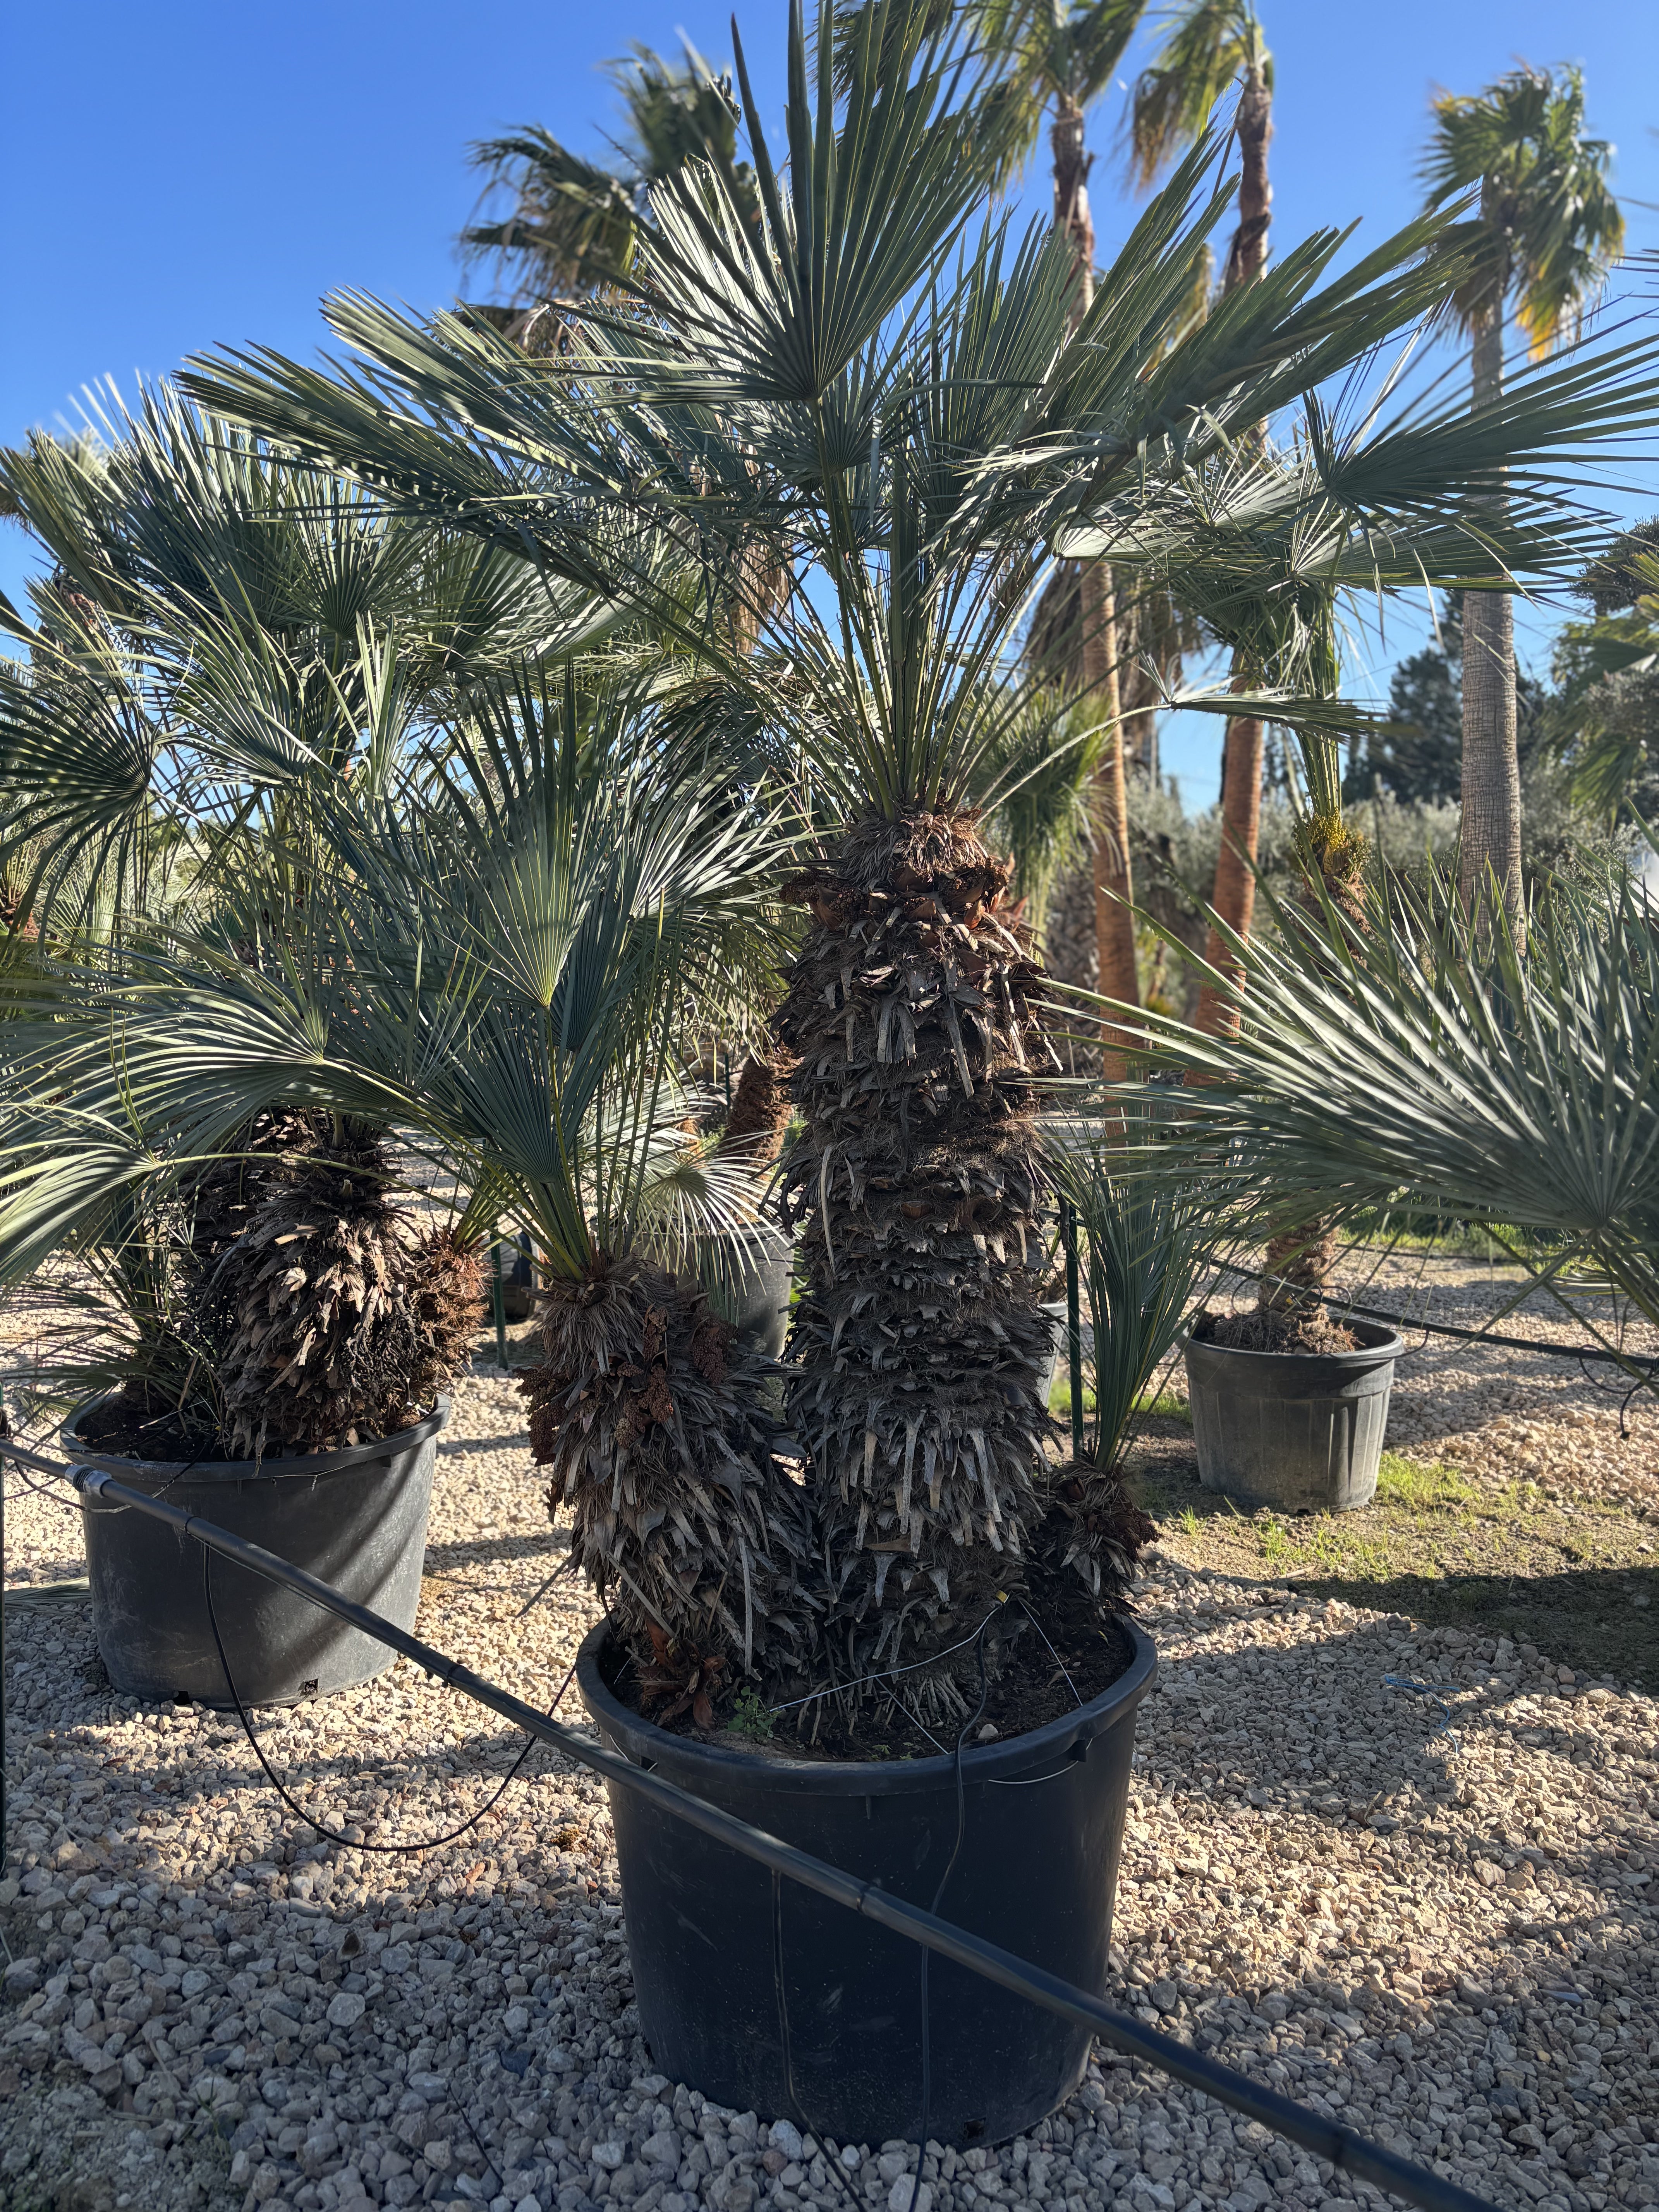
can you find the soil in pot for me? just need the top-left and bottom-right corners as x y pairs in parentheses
(578, 1611), (1155, 2147)
(1197, 1303), (1358, 1355)
(604, 1551), (1137, 1761)
(68, 1400), (447, 1707)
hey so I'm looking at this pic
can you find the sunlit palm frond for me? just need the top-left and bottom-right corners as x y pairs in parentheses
(1098, 871), (1659, 1350)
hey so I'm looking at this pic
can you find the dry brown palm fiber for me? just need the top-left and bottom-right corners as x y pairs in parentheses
(716, 1045), (797, 1175)
(1045, 1472), (1158, 1601)
(775, 811), (1062, 1692)
(519, 1251), (814, 1678)
(214, 1127), (484, 1456)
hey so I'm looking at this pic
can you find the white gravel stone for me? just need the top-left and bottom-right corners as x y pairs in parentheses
(2, 1357), (1655, 2212)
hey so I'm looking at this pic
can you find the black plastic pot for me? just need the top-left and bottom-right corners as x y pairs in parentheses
(577, 1618), (1156, 2146)
(709, 1232), (796, 1361)
(1185, 1319), (1401, 1513)
(67, 1401), (447, 1707)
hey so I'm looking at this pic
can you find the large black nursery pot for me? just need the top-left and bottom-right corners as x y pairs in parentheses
(1185, 1319), (1401, 1513)
(68, 1399), (448, 1707)
(577, 1617), (1156, 2147)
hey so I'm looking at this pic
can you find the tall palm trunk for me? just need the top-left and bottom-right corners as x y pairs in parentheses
(1196, 66), (1273, 1038)
(1084, 576), (1140, 1075)
(1194, 680), (1264, 1035)
(1054, 94), (1138, 1060)
(1458, 299), (1523, 934)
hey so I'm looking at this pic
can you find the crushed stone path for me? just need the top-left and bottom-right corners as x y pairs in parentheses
(2, 1371), (1656, 2212)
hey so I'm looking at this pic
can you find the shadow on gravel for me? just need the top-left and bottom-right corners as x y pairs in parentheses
(1288, 1564), (1658, 1690)
(1133, 1444), (1659, 1689)
(1143, 1611), (1651, 1918)
(421, 1529), (566, 1573)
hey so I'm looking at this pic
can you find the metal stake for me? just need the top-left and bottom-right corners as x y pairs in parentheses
(490, 1234), (508, 1371)
(1061, 1198), (1085, 1464)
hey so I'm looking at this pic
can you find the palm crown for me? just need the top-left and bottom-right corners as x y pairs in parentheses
(1422, 63), (1625, 355)
(460, 40), (762, 303)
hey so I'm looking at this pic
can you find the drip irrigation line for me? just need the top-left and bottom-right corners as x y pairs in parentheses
(0, 1437), (1505, 2212)
(1218, 1264), (1659, 1372)
(202, 1542), (576, 1856)
(909, 1606), (997, 2212)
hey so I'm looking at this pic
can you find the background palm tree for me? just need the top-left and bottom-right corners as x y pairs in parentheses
(979, 0), (1152, 1070)
(1127, 0), (1274, 1036)
(1108, 866), (1659, 1387)
(460, 39), (761, 330)
(1421, 64), (1625, 933)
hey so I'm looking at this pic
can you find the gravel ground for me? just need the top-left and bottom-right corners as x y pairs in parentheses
(3, 1364), (1658, 2212)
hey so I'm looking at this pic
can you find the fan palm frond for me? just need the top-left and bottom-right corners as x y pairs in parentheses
(1097, 870), (1659, 1356)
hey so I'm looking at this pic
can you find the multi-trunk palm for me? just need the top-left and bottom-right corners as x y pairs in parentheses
(22, 0), (1659, 1706)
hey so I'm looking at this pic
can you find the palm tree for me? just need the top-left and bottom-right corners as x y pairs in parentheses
(1127, 0), (1274, 1034)
(172, 0), (1659, 1702)
(0, 386), (609, 943)
(1044, 1101), (1216, 1588)
(1, 649), (809, 1669)
(459, 39), (761, 326)
(1421, 64), (1625, 932)
(976, 1), (1151, 1067)
(833, 0), (1151, 1054)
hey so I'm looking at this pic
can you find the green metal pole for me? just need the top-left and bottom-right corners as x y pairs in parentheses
(1061, 1198), (1085, 1465)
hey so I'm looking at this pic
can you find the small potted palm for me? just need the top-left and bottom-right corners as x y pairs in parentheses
(1044, 1104), (1221, 1587)
(17, 1115), (482, 1705)
(1175, 792), (1403, 1512)
(1116, 866), (1659, 1401)
(0, 392), (563, 1706)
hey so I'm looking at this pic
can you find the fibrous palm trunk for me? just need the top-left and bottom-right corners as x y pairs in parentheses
(719, 1045), (796, 1173)
(522, 1252), (814, 1673)
(777, 814), (1060, 1697)
(1084, 570), (1141, 1077)
(1458, 304), (1523, 936)
(1196, 67), (1274, 1039)
(1194, 682), (1265, 1037)
(1255, 816), (1368, 1335)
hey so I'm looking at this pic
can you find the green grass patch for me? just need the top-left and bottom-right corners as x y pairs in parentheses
(1132, 1439), (1659, 1687)
(1048, 1379), (1191, 1425)
(1373, 1453), (1477, 1513)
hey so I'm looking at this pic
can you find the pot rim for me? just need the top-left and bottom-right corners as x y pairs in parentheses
(61, 1394), (450, 1485)
(576, 1614), (1156, 1796)
(1183, 1316), (1403, 1365)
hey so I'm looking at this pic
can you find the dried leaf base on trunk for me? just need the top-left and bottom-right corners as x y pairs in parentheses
(777, 813), (1061, 1704)
(213, 1129), (484, 1459)
(520, 1255), (815, 1677)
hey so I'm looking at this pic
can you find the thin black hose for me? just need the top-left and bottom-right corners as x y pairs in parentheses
(908, 1601), (999, 2212)
(10, 1446), (1506, 2212)
(202, 1544), (571, 1856)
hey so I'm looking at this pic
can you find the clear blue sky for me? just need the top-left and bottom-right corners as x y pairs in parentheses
(5, 0), (1657, 805)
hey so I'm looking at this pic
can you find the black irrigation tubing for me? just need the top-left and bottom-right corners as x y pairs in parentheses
(2, 1440), (1504, 2212)
(1219, 1264), (1659, 1372)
